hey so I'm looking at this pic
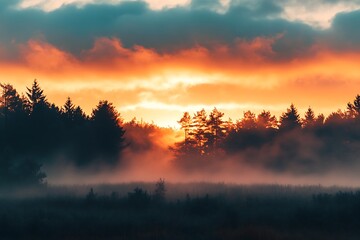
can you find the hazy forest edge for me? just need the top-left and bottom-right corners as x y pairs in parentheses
(1, 80), (360, 188)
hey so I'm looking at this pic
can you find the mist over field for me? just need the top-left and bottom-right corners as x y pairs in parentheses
(42, 116), (360, 187)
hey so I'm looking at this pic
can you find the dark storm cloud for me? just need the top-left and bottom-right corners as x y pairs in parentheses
(327, 9), (360, 50)
(229, 0), (283, 17)
(190, 0), (223, 10)
(0, 0), (359, 60)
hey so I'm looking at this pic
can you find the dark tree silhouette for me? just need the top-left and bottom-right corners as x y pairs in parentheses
(62, 97), (87, 125)
(86, 188), (97, 202)
(207, 107), (226, 149)
(0, 81), (133, 187)
(171, 108), (228, 170)
(325, 110), (345, 125)
(63, 97), (76, 119)
(302, 107), (316, 128)
(224, 118), (235, 132)
(3, 80), (360, 183)
(0, 84), (27, 115)
(89, 100), (126, 163)
(127, 187), (151, 208)
(237, 111), (257, 130)
(0, 84), (28, 133)
(26, 79), (48, 112)
(0, 155), (46, 188)
(257, 110), (278, 129)
(153, 178), (166, 202)
(315, 114), (325, 126)
(347, 94), (360, 119)
(73, 106), (87, 122)
(192, 109), (209, 155)
(0, 83), (47, 188)
(225, 110), (277, 152)
(25, 80), (62, 155)
(178, 112), (192, 145)
(279, 104), (301, 130)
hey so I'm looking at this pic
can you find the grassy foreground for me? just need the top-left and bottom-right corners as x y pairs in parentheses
(1, 183), (360, 240)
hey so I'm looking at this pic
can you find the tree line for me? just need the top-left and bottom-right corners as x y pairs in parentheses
(172, 96), (360, 172)
(0, 80), (125, 187)
(1, 80), (360, 186)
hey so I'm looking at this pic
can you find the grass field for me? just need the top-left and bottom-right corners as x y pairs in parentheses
(1, 183), (360, 240)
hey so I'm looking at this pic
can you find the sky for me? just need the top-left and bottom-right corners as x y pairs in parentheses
(1, 0), (360, 126)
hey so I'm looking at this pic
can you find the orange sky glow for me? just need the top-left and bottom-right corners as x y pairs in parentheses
(1, 0), (360, 127)
(1, 37), (360, 127)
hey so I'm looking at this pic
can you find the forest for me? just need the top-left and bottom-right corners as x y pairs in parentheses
(1, 80), (360, 187)
(2, 81), (360, 240)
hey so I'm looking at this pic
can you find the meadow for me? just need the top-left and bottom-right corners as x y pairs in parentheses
(1, 183), (360, 240)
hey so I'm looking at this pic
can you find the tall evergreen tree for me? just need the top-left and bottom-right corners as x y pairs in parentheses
(178, 112), (192, 145)
(0, 83), (46, 188)
(90, 100), (126, 163)
(347, 94), (360, 119)
(0, 84), (26, 114)
(279, 104), (301, 130)
(24, 80), (63, 158)
(237, 111), (257, 130)
(325, 110), (345, 125)
(26, 79), (47, 111)
(0, 84), (28, 148)
(192, 109), (208, 154)
(302, 107), (316, 128)
(257, 110), (278, 129)
(73, 106), (87, 124)
(315, 114), (325, 126)
(62, 97), (87, 125)
(63, 97), (75, 117)
(224, 118), (235, 132)
(207, 108), (226, 148)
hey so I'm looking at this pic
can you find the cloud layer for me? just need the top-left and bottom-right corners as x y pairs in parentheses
(2, 0), (360, 57)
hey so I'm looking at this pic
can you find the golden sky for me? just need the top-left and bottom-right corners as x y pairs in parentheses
(1, 0), (360, 126)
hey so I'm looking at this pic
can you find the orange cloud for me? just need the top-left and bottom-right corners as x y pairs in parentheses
(233, 35), (282, 62)
(1, 37), (360, 126)
(82, 38), (161, 63)
(20, 40), (78, 70)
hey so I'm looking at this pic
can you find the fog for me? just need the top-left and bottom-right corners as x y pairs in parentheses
(2, 81), (360, 191)
(44, 125), (360, 188)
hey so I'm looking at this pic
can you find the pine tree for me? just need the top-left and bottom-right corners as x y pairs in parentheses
(224, 118), (235, 132)
(91, 101), (122, 129)
(178, 112), (192, 144)
(257, 110), (278, 129)
(63, 97), (75, 118)
(73, 106), (87, 124)
(192, 109), (208, 154)
(302, 107), (316, 128)
(315, 114), (325, 126)
(0, 84), (26, 114)
(26, 79), (47, 111)
(347, 94), (360, 119)
(62, 97), (87, 125)
(237, 111), (257, 130)
(0, 84), (29, 148)
(90, 100), (125, 162)
(279, 104), (301, 130)
(207, 108), (226, 148)
(325, 110), (345, 125)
